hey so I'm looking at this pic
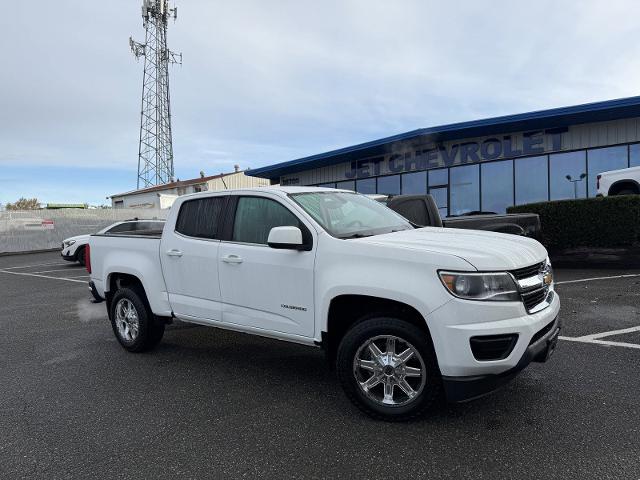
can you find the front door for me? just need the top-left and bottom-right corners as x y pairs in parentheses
(160, 196), (226, 321)
(218, 195), (316, 338)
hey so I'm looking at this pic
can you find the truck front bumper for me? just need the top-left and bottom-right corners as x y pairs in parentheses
(427, 288), (561, 402)
(442, 315), (560, 402)
(61, 249), (77, 261)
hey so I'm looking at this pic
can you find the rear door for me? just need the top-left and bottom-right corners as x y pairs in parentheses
(160, 195), (227, 321)
(218, 194), (316, 337)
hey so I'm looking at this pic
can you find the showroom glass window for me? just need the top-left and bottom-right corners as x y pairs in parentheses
(629, 143), (640, 167)
(449, 164), (479, 215)
(356, 178), (376, 194)
(550, 151), (587, 200)
(587, 146), (628, 197)
(428, 169), (448, 187)
(428, 169), (449, 217)
(515, 155), (548, 205)
(401, 171), (427, 194)
(377, 175), (401, 195)
(480, 160), (513, 213)
(336, 180), (355, 191)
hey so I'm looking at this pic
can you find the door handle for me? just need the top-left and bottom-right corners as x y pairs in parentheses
(166, 249), (183, 257)
(222, 254), (243, 264)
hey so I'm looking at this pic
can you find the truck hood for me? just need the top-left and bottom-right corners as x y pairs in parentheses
(353, 227), (547, 271)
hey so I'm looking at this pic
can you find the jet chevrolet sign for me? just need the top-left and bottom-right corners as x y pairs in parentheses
(343, 130), (563, 179)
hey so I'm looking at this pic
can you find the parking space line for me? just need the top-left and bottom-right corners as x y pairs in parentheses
(578, 325), (640, 341)
(31, 268), (84, 274)
(559, 336), (640, 350)
(0, 269), (86, 284)
(556, 274), (640, 285)
(0, 262), (66, 270)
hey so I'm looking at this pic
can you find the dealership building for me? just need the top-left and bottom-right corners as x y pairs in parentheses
(249, 96), (640, 217)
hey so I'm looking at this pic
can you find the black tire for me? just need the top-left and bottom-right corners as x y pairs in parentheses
(109, 287), (164, 353)
(76, 247), (86, 266)
(336, 317), (443, 421)
(615, 189), (636, 196)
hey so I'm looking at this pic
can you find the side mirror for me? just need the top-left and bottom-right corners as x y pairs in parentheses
(267, 226), (305, 250)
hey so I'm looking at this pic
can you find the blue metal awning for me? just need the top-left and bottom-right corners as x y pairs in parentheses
(248, 96), (640, 180)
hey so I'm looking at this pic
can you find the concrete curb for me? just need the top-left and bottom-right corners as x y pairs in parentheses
(0, 248), (60, 257)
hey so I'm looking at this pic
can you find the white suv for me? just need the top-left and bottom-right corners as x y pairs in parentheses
(61, 220), (165, 265)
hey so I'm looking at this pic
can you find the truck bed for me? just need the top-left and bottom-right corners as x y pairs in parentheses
(89, 233), (169, 316)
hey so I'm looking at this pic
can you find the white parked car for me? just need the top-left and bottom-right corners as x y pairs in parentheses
(61, 219), (165, 266)
(87, 187), (560, 420)
(596, 166), (640, 196)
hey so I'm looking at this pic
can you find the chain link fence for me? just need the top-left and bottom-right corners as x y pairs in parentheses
(0, 209), (169, 254)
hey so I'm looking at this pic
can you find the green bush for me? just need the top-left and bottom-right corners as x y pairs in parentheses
(507, 196), (640, 251)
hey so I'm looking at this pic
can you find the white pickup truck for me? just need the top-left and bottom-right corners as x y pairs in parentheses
(88, 187), (560, 420)
(596, 166), (640, 196)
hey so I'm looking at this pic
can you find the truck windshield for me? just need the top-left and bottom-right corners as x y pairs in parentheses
(290, 191), (413, 239)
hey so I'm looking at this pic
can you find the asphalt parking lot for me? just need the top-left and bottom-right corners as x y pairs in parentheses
(1, 252), (639, 479)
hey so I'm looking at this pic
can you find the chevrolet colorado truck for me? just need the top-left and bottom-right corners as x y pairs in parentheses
(87, 187), (560, 420)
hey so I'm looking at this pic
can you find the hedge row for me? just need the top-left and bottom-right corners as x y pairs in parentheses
(507, 195), (640, 251)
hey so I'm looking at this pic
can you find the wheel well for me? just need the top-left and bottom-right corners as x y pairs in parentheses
(609, 180), (640, 195)
(323, 294), (430, 365)
(106, 273), (147, 311)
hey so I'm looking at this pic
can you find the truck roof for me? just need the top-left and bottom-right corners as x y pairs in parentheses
(179, 185), (350, 199)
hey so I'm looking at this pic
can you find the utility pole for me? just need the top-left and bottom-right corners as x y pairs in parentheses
(130, 0), (182, 189)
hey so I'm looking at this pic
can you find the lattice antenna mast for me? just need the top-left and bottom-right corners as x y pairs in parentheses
(130, 0), (182, 189)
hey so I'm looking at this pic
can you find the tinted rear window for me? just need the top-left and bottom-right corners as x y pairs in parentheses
(175, 197), (225, 239)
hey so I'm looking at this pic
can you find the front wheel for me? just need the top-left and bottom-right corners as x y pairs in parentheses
(336, 317), (443, 421)
(76, 247), (86, 266)
(109, 287), (164, 352)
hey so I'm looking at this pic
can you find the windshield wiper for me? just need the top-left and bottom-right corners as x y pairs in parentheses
(340, 232), (373, 239)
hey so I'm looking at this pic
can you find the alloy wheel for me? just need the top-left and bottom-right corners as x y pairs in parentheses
(353, 335), (426, 407)
(115, 298), (140, 342)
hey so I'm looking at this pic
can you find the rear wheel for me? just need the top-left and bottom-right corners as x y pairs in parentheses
(110, 287), (164, 352)
(615, 188), (636, 196)
(77, 247), (86, 266)
(336, 317), (443, 421)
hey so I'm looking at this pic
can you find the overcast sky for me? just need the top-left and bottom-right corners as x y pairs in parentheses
(1, 0), (640, 205)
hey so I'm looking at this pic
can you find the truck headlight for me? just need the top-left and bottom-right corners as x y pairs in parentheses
(439, 271), (520, 302)
(64, 240), (76, 247)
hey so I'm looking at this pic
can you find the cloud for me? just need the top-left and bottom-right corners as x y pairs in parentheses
(1, 0), (640, 201)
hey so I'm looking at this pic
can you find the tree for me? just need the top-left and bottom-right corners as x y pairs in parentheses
(6, 198), (41, 210)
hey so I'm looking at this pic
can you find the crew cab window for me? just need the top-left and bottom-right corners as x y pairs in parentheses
(175, 197), (225, 239)
(232, 197), (301, 245)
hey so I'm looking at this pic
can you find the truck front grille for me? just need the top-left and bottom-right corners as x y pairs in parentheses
(512, 262), (544, 280)
(511, 261), (550, 313)
(521, 287), (548, 312)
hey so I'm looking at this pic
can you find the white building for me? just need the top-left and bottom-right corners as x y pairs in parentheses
(110, 168), (270, 209)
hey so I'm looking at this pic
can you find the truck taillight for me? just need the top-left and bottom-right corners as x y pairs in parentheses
(86, 244), (91, 274)
(597, 174), (601, 190)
